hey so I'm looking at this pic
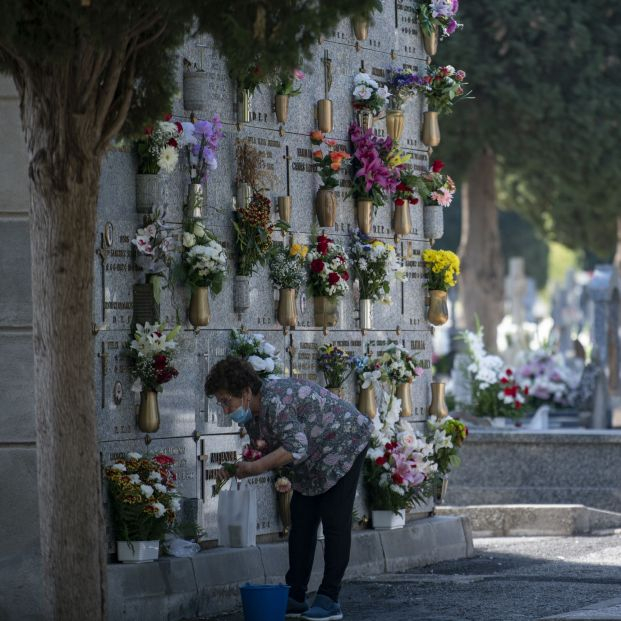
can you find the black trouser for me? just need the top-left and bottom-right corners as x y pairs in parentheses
(286, 446), (368, 603)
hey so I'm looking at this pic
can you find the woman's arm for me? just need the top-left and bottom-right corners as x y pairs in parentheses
(235, 446), (293, 478)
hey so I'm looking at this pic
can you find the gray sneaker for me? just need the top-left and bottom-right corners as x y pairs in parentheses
(300, 594), (343, 621)
(286, 596), (310, 619)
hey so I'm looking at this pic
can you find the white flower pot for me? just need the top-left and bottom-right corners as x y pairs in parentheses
(490, 416), (507, 428)
(116, 540), (160, 563)
(371, 509), (405, 530)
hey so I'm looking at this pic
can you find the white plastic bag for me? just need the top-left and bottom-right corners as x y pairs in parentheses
(164, 536), (201, 558)
(217, 479), (257, 548)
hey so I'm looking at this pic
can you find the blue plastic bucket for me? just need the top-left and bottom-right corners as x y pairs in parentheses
(239, 583), (290, 621)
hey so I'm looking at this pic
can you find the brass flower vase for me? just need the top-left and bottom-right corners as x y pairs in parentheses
(275, 94), (289, 124)
(277, 490), (293, 536)
(315, 188), (337, 227)
(423, 204), (444, 241)
(317, 99), (333, 133)
(357, 199), (373, 234)
(237, 182), (252, 209)
(233, 275), (251, 314)
(422, 26), (439, 56)
(356, 108), (374, 131)
(427, 290), (449, 326)
(187, 183), (204, 218)
(395, 382), (413, 418)
(328, 386), (345, 399)
(352, 16), (369, 41)
(359, 298), (373, 331)
(386, 109), (405, 142)
(357, 385), (377, 419)
(393, 200), (412, 236)
(277, 288), (297, 327)
(313, 296), (338, 328)
(428, 382), (449, 418)
(421, 111), (441, 147)
(278, 196), (292, 224)
(189, 287), (211, 328)
(238, 88), (252, 124)
(138, 390), (160, 433)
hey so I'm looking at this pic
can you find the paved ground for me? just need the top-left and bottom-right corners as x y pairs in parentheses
(199, 534), (621, 621)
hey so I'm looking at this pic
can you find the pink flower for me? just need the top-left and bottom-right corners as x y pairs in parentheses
(294, 69), (305, 81)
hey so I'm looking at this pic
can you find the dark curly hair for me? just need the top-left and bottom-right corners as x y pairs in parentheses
(204, 356), (262, 397)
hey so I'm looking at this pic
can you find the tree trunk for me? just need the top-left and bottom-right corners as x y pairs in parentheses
(457, 148), (505, 353)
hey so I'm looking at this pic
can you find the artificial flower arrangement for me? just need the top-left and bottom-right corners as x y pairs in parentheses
(273, 68), (305, 97)
(413, 159), (456, 207)
(129, 322), (181, 394)
(385, 67), (425, 111)
(352, 71), (391, 117)
(135, 116), (183, 174)
(229, 329), (282, 379)
(180, 221), (227, 292)
(394, 166), (420, 208)
(269, 243), (308, 290)
(349, 229), (407, 305)
(310, 130), (351, 191)
(426, 416), (468, 477)
(178, 114), (223, 184)
(306, 234), (351, 300)
(421, 249), (460, 292)
(417, 64), (471, 116)
(105, 452), (181, 543)
(353, 354), (387, 389)
(415, 0), (462, 42)
(379, 344), (424, 385)
(317, 343), (354, 390)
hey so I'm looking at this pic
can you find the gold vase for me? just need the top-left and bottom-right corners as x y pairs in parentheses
(278, 196), (292, 224)
(359, 298), (373, 331)
(427, 290), (449, 326)
(315, 188), (337, 227)
(395, 382), (413, 418)
(328, 386), (345, 399)
(313, 296), (338, 328)
(277, 490), (293, 535)
(428, 382), (449, 419)
(386, 109), (405, 141)
(393, 200), (412, 236)
(422, 26), (439, 56)
(357, 385), (377, 419)
(275, 94), (289, 124)
(356, 108), (374, 131)
(357, 199), (373, 234)
(237, 182), (252, 209)
(238, 88), (252, 124)
(187, 183), (205, 218)
(277, 288), (297, 327)
(317, 99), (333, 133)
(189, 287), (211, 327)
(138, 390), (160, 433)
(352, 16), (369, 41)
(422, 111), (441, 147)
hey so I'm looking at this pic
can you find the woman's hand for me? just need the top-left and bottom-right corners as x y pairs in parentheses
(235, 460), (258, 479)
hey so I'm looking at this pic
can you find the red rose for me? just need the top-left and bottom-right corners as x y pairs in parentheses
(328, 272), (340, 285)
(392, 473), (404, 485)
(395, 198), (404, 207)
(310, 259), (325, 273)
(153, 454), (175, 465)
(432, 160), (444, 173)
(523, 387), (529, 395)
(506, 369), (513, 376)
(164, 113), (172, 121)
(500, 377), (508, 384)
(341, 270), (350, 281)
(168, 138), (178, 148)
(396, 182), (409, 192)
(154, 354), (167, 369)
(375, 456), (386, 466)
(175, 122), (183, 133)
(411, 197), (419, 205)
(515, 402), (522, 410)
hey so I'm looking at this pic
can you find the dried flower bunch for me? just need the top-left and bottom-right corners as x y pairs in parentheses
(235, 139), (271, 191)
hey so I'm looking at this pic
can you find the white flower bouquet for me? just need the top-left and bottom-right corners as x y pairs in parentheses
(131, 208), (177, 279)
(352, 72), (391, 116)
(229, 330), (282, 379)
(379, 344), (424, 384)
(136, 117), (183, 174)
(181, 221), (227, 292)
(269, 243), (308, 290)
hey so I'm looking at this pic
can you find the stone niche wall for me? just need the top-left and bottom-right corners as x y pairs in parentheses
(94, 0), (438, 546)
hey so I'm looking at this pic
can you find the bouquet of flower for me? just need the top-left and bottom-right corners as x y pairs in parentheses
(394, 167), (420, 207)
(229, 330), (282, 379)
(426, 416), (468, 476)
(136, 116), (183, 174)
(421, 249), (460, 291)
(306, 234), (350, 300)
(242, 443), (264, 462)
(352, 72), (391, 116)
(317, 344), (353, 389)
(129, 322), (180, 393)
(181, 221), (227, 292)
(269, 243), (308, 290)
(417, 64), (471, 115)
(415, 0), (462, 40)
(385, 67), (425, 110)
(379, 344), (424, 384)
(310, 130), (351, 190)
(105, 452), (180, 542)
(413, 160), (456, 207)
(273, 68), (305, 96)
(131, 208), (177, 278)
(349, 124), (402, 206)
(353, 354), (387, 388)
(178, 115), (223, 183)
(349, 230), (407, 304)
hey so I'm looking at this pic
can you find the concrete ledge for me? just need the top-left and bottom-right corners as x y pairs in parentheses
(538, 596), (621, 620)
(106, 515), (472, 621)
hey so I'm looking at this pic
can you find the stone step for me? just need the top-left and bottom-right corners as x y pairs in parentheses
(436, 504), (621, 537)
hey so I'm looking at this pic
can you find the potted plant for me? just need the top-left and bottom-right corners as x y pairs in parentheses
(229, 330), (283, 380)
(310, 130), (351, 227)
(349, 229), (407, 331)
(271, 68), (305, 124)
(421, 248), (459, 325)
(134, 116), (182, 212)
(349, 124), (402, 233)
(352, 71), (391, 130)
(352, 354), (386, 419)
(417, 65), (471, 147)
(306, 234), (350, 328)
(105, 452), (181, 562)
(180, 221), (227, 328)
(415, 0), (462, 56)
(128, 322), (180, 433)
(379, 344), (424, 418)
(384, 67), (425, 141)
(268, 242), (308, 328)
(317, 344), (354, 398)
(413, 159), (456, 240)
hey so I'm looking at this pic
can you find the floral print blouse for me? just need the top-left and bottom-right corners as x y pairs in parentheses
(246, 378), (372, 496)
